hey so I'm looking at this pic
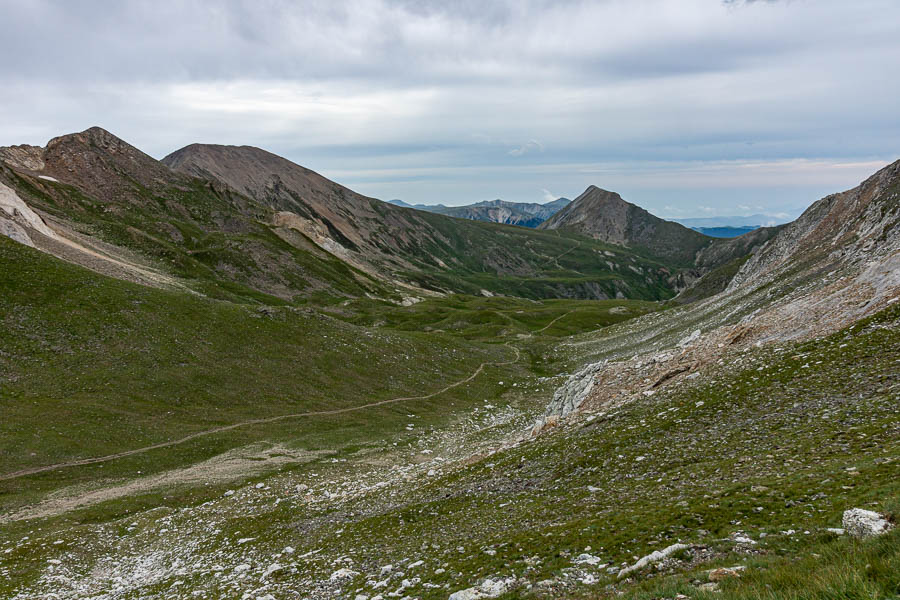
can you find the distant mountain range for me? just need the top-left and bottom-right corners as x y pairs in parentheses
(673, 214), (791, 228)
(388, 198), (570, 228)
(538, 186), (782, 268)
(690, 226), (759, 238)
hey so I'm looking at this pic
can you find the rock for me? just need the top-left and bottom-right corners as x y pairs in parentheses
(697, 582), (719, 592)
(544, 361), (607, 418)
(448, 577), (516, 600)
(678, 329), (701, 347)
(617, 543), (690, 579)
(330, 567), (359, 581)
(573, 553), (604, 566)
(0, 217), (34, 247)
(825, 528), (846, 535)
(842, 508), (893, 538)
(708, 567), (743, 582)
(261, 563), (283, 581)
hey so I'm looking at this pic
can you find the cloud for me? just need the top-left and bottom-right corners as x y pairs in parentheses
(541, 188), (557, 203)
(0, 0), (897, 213)
(509, 139), (543, 157)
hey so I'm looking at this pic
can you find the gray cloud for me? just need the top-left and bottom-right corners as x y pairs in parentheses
(0, 0), (898, 213)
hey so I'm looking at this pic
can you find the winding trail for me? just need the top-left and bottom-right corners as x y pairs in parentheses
(533, 310), (577, 334)
(0, 345), (521, 482)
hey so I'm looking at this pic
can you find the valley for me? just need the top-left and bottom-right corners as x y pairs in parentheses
(0, 129), (897, 600)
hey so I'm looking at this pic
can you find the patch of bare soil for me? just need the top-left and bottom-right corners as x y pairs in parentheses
(1, 443), (332, 523)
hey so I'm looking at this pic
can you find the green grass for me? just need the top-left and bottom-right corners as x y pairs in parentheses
(102, 298), (893, 600)
(0, 237), (523, 509)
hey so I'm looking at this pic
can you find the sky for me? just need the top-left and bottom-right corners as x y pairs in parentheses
(1, 0), (899, 220)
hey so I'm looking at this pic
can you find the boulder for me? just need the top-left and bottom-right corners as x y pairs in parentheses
(842, 508), (892, 538)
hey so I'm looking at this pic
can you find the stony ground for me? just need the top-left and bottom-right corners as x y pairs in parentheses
(1, 295), (897, 600)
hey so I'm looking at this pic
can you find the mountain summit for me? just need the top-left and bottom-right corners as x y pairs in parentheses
(539, 185), (715, 264)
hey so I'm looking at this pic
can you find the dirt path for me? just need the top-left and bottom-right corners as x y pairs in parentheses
(0, 345), (522, 482)
(533, 310), (576, 334)
(542, 239), (581, 269)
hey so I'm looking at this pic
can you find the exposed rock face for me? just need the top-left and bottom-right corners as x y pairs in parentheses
(0, 180), (60, 247)
(543, 159), (900, 424)
(842, 508), (893, 538)
(0, 144), (45, 171)
(543, 360), (607, 417)
(730, 159), (900, 290)
(401, 198), (570, 227)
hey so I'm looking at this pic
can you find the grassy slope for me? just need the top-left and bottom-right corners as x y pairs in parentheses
(2, 166), (391, 305)
(0, 236), (507, 505)
(68, 300), (894, 600)
(372, 204), (680, 301)
(0, 236), (660, 515)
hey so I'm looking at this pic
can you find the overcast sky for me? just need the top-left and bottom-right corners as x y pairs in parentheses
(1, 0), (898, 218)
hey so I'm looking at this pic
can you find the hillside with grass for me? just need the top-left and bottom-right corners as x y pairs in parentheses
(0, 141), (897, 600)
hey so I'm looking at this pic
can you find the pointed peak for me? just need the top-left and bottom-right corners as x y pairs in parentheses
(578, 185), (626, 203)
(46, 126), (137, 152)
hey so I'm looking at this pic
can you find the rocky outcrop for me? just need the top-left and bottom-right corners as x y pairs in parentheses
(842, 508), (893, 538)
(0, 144), (45, 171)
(543, 360), (607, 418)
(0, 181), (58, 247)
(730, 159), (900, 290)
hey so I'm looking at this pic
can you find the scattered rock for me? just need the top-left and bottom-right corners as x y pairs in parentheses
(448, 577), (516, 600)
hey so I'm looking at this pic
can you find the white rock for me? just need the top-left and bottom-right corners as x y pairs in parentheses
(380, 564), (393, 575)
(678, 329), (701, 347)
(261, 563), (283, 580)
(618, 543), (690, 579)
(448, 577), (516, 600)
(573, 553), (603, 566)
(237, 537), (255, 544)
(330, 567), (359, 581)
(234, 564), (251, 573)
(283, 546), (295, 554)
(842, 508), (893, 538)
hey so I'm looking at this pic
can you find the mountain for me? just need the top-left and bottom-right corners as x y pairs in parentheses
(0, 127), (393, 303)
(161, 143), (692, 300)
(2, 154), (898, 600)
(539, 186), (713, 263)
(691, 225), (758, 238)
(730, 158), (900, 290)
(388, 197), (570, 227)
(538, 185), (781, 270)
(0, 128), (704, 303)
(674, 214), (791, 228)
